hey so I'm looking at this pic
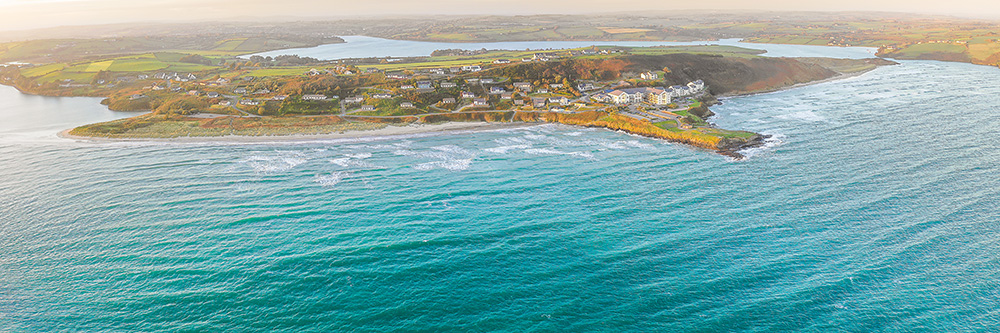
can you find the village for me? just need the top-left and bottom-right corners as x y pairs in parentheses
(116, 54), (709, 130)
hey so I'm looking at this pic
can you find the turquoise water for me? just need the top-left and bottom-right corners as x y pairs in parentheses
(4, 58), (1000, 330)
(249, 36), (877, 60)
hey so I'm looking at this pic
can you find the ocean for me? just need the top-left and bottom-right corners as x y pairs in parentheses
(2, 49), (1000, 331)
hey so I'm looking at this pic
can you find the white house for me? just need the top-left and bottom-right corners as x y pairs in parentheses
(361, 105), (375, 111)
(548, 96), (570, 105)
(514, 82), (532, 90)
(687, 80), (706, 92)
(461, 91), (475, 98)
(440, 82), (457, 88)
(372, 93), (393, 99)
(461, 65), (482, 72)
(472, 98), (488, 107)
(640, 71), (658, 80)
(303, 94), (327, 100)
(400, 102), (415, 108)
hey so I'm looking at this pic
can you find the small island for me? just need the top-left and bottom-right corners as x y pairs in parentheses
(0, 37), (894, 158)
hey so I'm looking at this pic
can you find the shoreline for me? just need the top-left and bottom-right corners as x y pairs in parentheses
(56, 70), (871, 152)
(716, 69), (873, 99)
(58, 121), (541, 143)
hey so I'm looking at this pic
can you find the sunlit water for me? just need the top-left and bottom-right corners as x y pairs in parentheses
(3, 50), (1000, 331)
(249, 36), (877, 59)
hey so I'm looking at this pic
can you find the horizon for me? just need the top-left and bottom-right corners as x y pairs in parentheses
(2, 0), (1000, 33)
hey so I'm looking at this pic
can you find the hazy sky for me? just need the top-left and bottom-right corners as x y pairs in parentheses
(1, 0), (999, 31)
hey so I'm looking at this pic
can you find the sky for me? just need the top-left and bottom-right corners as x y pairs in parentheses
(1, 0), (999, 32)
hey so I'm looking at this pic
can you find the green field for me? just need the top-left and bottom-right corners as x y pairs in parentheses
(21, 63), (65, 77)
(107, 58), (170, 72)
(84, 60), (114, 72)
(895, 43), (967, 57)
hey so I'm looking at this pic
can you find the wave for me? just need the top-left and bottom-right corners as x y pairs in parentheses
(413, 159), (473, 171)
(242, 154), (308, 174)
(735, 133), (786, 160)
(314, 172), (348, 186)
(484, 144), (531, 154)
(524, 148), (594, 159)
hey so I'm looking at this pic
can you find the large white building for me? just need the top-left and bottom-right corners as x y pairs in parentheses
(598, 87), (673, 105)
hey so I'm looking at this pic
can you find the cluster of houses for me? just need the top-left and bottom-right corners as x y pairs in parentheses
(591, 80), (706, 105)
(153, 72), (198, 82)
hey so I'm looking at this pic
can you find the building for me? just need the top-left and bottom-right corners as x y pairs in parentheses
(400, 102), (415, 108)
(472, 98), (488, 107)
(640, 71), (658, 80)
(643, 88), (671, 105)
(344, 97), (364, 104)
(687, 80), (706, 92)
(441, 97), (456, 104)
(489, 86), (505, 94)
(492, 59), (511, 64)
(386, 73), (408, 80)
(440, 82), (457, 88)
(303, 94), (327, 101)
(400, 85), (414, 90)
(577, 83), (597, 91)
(599, 87), (673, 105)
(461, 65), (482, 72)
(272, 95), (288, 101)
(548, 96), (570, 106)
(361, 105), (375, 111)
(239, 99), (259, 106)
(233, 88), (247, 94)
(130, 94), (146, 100)
(514, 82), (532, 90)
(206, 92), (220, 98)
(481, 78), (495, 84)
(373, 93), (393, 99)
(607, 90), (643, 104)
(461, 91), (475, 98)
(500, 92), (513, 99)
(416, 81), (433, 89)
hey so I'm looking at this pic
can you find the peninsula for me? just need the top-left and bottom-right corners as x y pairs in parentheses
(0, 36), (893, 158)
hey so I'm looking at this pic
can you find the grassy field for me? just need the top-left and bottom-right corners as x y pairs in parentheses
(894, 43), (967, 57)
(18, 51), (226, 83)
